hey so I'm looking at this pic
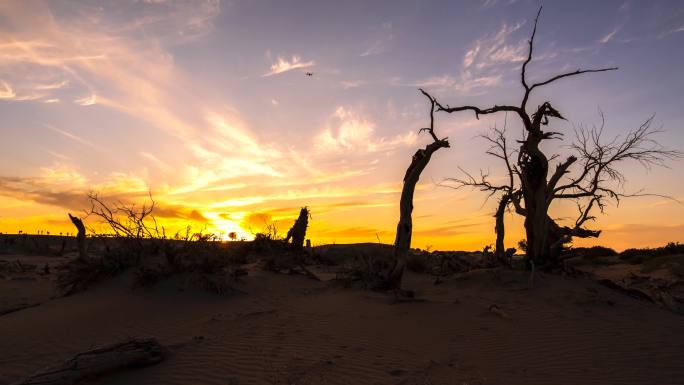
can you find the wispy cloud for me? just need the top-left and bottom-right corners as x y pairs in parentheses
(44, 124), (96, 148)
(393, 73), (501, 94)
(263, 55), (315, 77)
(341, 80), (365, 89)
(360, 22), (394, 57)
(659, 25), (684, 39)
(599, 26), (621, 43)
(315, 106), (416, 154)
(140, 151), (171, 172)
(0, 80), (43, 101)
(74, 93), (97, 106)
(463, 21), (527, 71)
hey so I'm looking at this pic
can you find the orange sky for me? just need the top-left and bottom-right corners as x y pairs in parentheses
(1, 1), (683, 252)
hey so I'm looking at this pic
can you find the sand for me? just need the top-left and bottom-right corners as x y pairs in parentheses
(1, 256), (683, 385)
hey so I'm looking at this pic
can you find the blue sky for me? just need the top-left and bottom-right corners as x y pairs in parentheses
(0, 0), (683, 250)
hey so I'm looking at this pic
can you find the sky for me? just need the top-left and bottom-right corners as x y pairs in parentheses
(0, 0), (683, 251)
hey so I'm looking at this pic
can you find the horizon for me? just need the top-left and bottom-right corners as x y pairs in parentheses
(1, 0), (683, 251)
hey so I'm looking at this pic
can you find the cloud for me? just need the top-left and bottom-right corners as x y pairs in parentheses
(140, 151), (171, 171)
(315, 226), (391, 238)
(463, 21), (527, 71)
(263, 55), (315, 77)
(341, 80), (365, 89)
(0, 80), (43, 101)
(0, 0), (219, 119)
(153, 206), (208, 222)
(659, 25), (684, 39)
(400, 21), (535, 94)
(599, 26), (621, 44)
(34, 80), (68, 90)
(240, 212), (276, 232)
(45, 124), (97, 148)
(413, 222), (484, 237)
(0, 81), (15, 99)
(74, 93), (97, 106)
(360, 22), (394, 57)
(315, 106), (416, 154)
(410, 74), (502, 93)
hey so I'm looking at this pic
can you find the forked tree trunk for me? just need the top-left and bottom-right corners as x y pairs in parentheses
(68, 213), (87, 260)
(388, 140), (449, 289)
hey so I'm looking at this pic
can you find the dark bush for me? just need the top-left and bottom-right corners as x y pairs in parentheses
(575, 246), (617, 258)
(620, 242), (684, 264)
(406, 252), (428, 273)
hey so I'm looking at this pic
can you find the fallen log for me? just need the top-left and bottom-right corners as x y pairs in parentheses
(15, 337), (165, 385)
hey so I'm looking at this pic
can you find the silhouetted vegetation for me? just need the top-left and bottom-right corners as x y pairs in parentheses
(389, 89), (449, 292)
(56, 193), (247, 295)
(620, 242), (684, 263)
(425, 6), (682, 268)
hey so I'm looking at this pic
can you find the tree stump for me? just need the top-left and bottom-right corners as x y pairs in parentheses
(68, 213), (87, 260)
(285, 207), (310, 251)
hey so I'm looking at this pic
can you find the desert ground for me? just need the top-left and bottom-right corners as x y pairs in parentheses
(1, 238), (683, 385)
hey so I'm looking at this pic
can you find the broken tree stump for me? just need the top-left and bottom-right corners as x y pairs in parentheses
(15, 337), (166, 385)
(68, 213), (87, 260)
(285, 207), (310, 251)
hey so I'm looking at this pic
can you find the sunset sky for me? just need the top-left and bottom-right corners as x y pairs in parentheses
(1, 0), (683, 251)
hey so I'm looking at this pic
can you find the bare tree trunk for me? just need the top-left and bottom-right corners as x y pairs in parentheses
(494, 193), (511, 264)
(68, 213), (87, 260)
(519, 125), (553, 266)
(388, 140), (448, 290)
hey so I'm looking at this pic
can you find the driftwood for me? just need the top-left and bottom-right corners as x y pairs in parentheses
(15, 337), (165, 385)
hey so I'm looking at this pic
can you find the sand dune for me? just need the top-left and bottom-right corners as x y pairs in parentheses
(1, 263), (683, 385)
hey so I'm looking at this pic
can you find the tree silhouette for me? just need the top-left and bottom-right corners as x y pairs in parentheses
(68, 213), (87, 260)
(388, 89), (449, 291)
(444, 124), (520, 266)
(424, 6), (681, 267)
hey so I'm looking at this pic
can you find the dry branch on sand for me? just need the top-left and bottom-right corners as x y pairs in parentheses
(15, 338), (165, 385)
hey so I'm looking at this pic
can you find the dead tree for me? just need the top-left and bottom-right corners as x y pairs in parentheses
(86, 191), (160, 239)
(424, 6), (681, 267)
(285, 207), (310, 250)
(388, 89), (450, 290)
(547, 112), (681, 258)
(68, 213), (87, 260)
(85, 191), (162, 259)
(445, 125), (520, 266)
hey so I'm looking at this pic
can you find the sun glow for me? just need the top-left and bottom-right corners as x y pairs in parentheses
(0, 1), (682, 251)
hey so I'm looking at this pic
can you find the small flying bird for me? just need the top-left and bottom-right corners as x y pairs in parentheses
(305, 72), (314, 77)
